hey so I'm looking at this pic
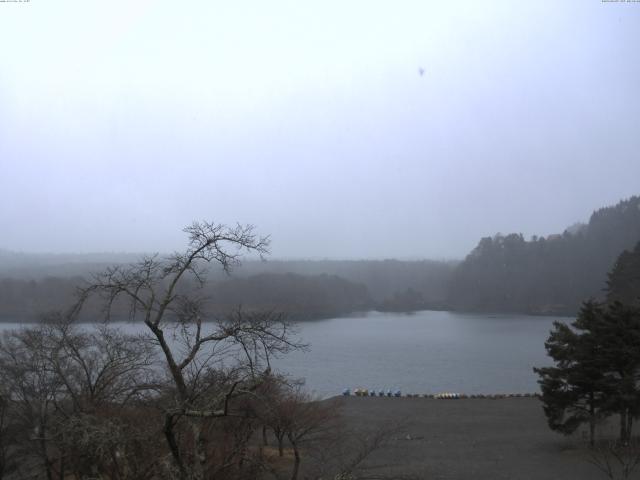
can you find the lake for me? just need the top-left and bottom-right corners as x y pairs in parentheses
(271, 310), (566, 397)
(0, 310), (568, 398)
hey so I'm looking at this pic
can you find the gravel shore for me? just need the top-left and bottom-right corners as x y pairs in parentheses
(336, 396), (619, 480)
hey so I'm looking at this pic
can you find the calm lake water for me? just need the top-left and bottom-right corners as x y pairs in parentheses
(0, 310), (567, 398)
(272, 310), (566, 397)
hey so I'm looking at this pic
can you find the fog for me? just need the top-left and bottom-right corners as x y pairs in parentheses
(1, 1), (639, 259)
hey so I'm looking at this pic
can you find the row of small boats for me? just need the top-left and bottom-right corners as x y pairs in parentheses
(342, 389), (539, 399)
(344, 388), (402, 397)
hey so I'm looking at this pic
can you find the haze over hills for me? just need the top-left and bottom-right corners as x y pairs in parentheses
(448, 195), (640, 314)
(0, 250), (145, 278)
(1, 195), (639, 321)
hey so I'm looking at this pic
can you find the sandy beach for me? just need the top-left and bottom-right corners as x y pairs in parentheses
(335, 396), (619, 480)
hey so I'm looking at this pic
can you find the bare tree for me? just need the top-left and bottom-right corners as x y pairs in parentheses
(45, 318), (162, 479)
(588, 439), (640, 480)
(0, 317), (165, 480)
(44, 315), (159, 411)
(253, 377), (340, 480)
(282, 389), (339, 480)
(306, 418), (422, 480)
(73, 221), (303, 479)
(0, 387), (11, 479)
(253, 375), (292, 458)
(0, 327), (62, 480)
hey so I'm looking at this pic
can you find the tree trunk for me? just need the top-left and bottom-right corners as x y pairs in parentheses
(620, 410), (629, 445)
(39, 421), (53, 480)
(589, 394), (596, 447)
(289, 437), (300, 480)
(58, 452), (65, 480)
(191, 420), (206, 480)
(146, 323), (189, 400)
(110, 450), (122, 480)
(262, 425), (268, 446)
(278, 436), (284, 457)
(164, 413), (188, 480)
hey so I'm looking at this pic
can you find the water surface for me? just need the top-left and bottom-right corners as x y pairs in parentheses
(0, 310), (566, 397)
(272, 310), (564, 397)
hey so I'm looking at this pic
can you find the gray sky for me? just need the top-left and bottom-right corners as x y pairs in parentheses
(1, 1), (639, 259)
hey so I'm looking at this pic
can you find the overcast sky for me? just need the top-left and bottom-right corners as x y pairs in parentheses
(1, 1), (639, 259)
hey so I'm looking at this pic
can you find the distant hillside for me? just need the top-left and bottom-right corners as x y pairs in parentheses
(0, 253), (456, 320)
(209, 272), (373, 320)
(232, 259), (456, 305)
(606, 240), (640, 307)
(447, 196), (640, 315)
(0, 276), (83, 321)
(0, 250), (143, 278)
(0, 272), (373, 322)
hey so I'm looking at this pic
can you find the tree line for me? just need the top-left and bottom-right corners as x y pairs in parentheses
(0, 258), (456, 321)
(1, 195), (639, 320)
(0, 273), (374, 323)
(448, 196), (640, 315)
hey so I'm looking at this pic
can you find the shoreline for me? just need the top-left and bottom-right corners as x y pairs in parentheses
(0, 307), (575, 324)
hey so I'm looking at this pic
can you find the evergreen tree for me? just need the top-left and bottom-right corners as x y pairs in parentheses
(595, 301), (640, 444)
(607, 241), (640, 307)
(535, 300), (640, 445)
(534, 301), (609, 446)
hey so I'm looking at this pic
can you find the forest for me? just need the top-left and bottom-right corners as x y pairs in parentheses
(0, 259), (454, 322)
(448, 196), (640, 314)
(1, 196), (639, 321)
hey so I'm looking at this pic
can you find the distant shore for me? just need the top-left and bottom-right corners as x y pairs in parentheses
(0, 306), (575, 325)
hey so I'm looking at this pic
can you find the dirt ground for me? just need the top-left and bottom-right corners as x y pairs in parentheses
(333, 396), (622, 480)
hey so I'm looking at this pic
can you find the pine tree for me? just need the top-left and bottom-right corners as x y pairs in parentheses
(594, 301), (640, 444)
(534, 301), (609, 446)
(607, 241), (640, 307)
(535, 300), (640, 445)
